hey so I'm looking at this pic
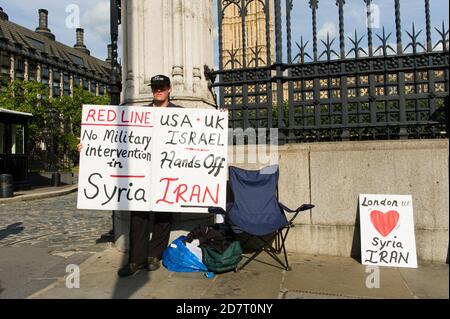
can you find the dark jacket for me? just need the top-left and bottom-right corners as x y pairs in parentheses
(149, 102), (183, 108)
(186, 224), (235, 253)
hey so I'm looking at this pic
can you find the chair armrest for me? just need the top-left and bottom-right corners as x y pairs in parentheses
(279, 202), (315, 213)
(208, 206), (227, 215)
(208, 202), (233, 215)
(298, 204), (315, 212)
(279, 203), (315, 225)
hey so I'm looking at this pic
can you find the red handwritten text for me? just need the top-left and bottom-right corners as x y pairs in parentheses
(156, 177), (219, 205)
(84, 108), (152, 126)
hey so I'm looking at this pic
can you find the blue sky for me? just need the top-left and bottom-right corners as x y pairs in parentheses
(1, 1), (111, 60)
(1, 0), (448, 64)
(285, 0), (449, 59)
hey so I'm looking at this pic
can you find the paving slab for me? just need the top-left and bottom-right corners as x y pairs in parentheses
(282, 254), (415, 299)
(0, 246), (92, 299)
(27, 247), (449, 299)
(399, 261), (449, 299)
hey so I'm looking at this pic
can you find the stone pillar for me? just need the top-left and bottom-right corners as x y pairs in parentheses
(24, 59), (29, 81)
(69, 74), (73, 97)
(48, 68), (53, 97)
(59, 71), (63, 97)
(172, 0), (184, 93)
(115, 0), (216, 253)
(9, 54), (14, 81)
(36, 64), (41, 82)
(121, 0), (215, 108)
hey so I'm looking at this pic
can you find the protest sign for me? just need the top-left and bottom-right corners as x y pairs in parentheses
(77, 105), (155, 211)
(77, 105), (228, 213)
(359, 194), (418, 268)
(150, 107), (228, 213)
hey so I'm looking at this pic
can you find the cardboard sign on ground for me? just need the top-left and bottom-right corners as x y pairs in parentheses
(359, 194), (418, 268)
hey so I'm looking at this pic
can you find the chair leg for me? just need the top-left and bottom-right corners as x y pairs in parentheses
(238, 233), (292, 271)
(274, 228), (290, 254)
(281, 243), (291, 271)
(266, 248), (291, 271)
(238, 250), (264, 271)
(275, 232), (281, 252)
(271, 231), (292, 271)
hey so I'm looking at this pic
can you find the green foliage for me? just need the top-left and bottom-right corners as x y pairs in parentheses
(0, 80), (110, 171)
(0, 80), (50, 146)
(52, 85), (109, 153)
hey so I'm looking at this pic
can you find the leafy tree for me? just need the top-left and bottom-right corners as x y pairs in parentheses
(52, 86), (109, 167)
(0, 80), (109, 171)
(0, 80), (50, 150)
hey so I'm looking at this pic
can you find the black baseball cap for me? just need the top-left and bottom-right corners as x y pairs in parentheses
(149, 75), (171, 87)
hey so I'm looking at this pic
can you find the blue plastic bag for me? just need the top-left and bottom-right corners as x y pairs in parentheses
(162, 236), (214, 278)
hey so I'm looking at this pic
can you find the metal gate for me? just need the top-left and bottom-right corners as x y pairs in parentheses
(207, 0), (449, 144)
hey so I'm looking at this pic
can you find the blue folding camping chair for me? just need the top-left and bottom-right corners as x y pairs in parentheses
(209, 165), (314, 271)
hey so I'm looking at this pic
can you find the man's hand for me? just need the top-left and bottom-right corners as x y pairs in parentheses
(77, 143), (83, 154)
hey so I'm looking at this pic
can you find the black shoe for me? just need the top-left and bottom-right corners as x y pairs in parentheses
(118, 263), (147, 277)
(147, 257), (161, 271)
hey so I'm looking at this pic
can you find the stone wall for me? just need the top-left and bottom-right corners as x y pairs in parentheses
(228, 139), (449, 263)
(114, 139), (448, 263)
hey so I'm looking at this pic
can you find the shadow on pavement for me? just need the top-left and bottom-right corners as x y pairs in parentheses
(94, 224), (150, 298)
(110, 211), (214, 299)
(111, 250), (151, 299)
(111, 212), (152, 299)
(0, 222), (25, 241)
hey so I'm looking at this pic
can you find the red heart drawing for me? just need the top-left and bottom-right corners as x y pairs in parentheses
(370, 210), (400, 237)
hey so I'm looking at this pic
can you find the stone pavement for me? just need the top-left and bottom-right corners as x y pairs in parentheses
(0, 189), (448, 300)
(28, 246), (448, 299)
(0, 192), (111, 252)
(0, 192), (113, 298)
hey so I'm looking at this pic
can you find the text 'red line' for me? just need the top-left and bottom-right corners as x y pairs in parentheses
(82, 123), (154, 128)
(185, 148), (210, 152)
(110, 175), (146, 178)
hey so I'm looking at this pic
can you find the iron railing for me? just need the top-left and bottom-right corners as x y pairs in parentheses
(208, 0), (449, 143)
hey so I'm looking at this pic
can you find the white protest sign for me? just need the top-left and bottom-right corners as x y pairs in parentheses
(77, 105), (155, 211)
(77, 105), (228, 213)
(359, 194), (418, 268)
(150, 108), (228, 213)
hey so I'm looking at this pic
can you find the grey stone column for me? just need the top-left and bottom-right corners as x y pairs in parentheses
(49, 68), (53, 97)
(121, 0), (215, 108)
(36, 64), (41, 82)
(115, 0), (216, 253)
(24, 59), (29, 81)
(171, 0), (184, 93)
(9, 54), (14, 81)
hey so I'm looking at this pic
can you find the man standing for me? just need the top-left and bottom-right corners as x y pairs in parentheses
(117, 75), (182, 277)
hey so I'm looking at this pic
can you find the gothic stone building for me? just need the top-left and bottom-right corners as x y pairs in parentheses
(0, 7), (111, 97)
(0, 7), (113, 186)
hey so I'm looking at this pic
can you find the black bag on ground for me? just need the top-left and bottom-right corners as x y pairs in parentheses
(186, 223), (243, 273)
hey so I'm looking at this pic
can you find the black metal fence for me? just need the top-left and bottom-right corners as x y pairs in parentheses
(208, 0), (449, 143)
